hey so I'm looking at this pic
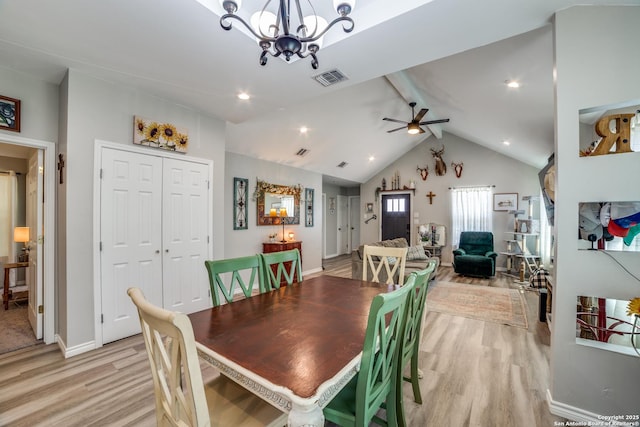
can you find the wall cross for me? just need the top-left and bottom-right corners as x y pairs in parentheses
(426, 191), (436, 205)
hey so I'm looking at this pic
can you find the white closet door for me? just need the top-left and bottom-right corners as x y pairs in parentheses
(162, 158), (210, 314)
(101, 148), (163, 343)
(27, 150), (43, 339)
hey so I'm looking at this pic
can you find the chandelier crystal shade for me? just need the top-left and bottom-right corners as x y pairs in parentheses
(220, 0), (355, 69)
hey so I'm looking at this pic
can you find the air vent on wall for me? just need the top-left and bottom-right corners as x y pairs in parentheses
(337, 161), (348, 168)
(296, 148), (309, 157)
(313, 69), (348, 87)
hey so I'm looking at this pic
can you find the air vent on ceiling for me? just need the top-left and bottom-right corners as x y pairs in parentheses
(296, 148), (309, 157)
(337, 161), (348, 168)
(313, 69), (349, 87)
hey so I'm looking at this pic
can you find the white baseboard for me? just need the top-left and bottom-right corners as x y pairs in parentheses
(546, 389), (605, 423)
(56, 334), (96, 358)
(304, 267), (323, 276)
(324, 253), (341, 259)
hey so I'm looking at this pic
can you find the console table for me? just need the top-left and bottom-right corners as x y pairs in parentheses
(3, 262), (29, 310)
(263, 241), (302, 286)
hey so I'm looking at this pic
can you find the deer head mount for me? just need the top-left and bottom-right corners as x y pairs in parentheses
(416, 165), (429, 181)
(430, 146), (447, 176)
(451, 162), (463, 178)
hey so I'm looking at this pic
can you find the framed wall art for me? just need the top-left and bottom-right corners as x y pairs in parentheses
(0, 95), (21, 133)
(305, 188), (314, 227)
(233, 177), (248, 230)
(133, 115), (189, 153)
(493, 193), (518, 211)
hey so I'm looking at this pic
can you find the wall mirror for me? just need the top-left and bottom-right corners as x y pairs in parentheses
(417, 223), (446, 247)
(254, 180), (300, 226)
(576, 295), (639, 357)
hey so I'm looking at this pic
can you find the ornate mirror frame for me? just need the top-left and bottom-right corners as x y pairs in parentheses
(254, 179), (301, 226)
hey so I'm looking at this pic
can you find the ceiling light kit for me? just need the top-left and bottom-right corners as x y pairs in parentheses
(219, 0), (356, 69)
(506, 80), (520, 88)
(383, 102), (450, 135)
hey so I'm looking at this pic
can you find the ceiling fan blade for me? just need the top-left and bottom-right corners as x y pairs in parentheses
(382, 118), (408, 124)
(414, 108), (429, 122)
(419, 118), (450, 125)
(386, 125), (407, 133)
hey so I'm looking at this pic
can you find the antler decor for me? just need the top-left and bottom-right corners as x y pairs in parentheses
(451, 162), (463, 178)
(430, 146), (447, 176)
(416, 165), (429, 181)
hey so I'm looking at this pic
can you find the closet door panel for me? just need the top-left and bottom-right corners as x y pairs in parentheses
(101, 148), (163, 344)
(162, 158), (210, 314)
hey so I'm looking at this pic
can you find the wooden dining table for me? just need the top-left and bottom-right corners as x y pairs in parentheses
(188, 274), (392, 427)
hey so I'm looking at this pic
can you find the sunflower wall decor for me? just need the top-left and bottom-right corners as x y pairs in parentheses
(133, 115), (189, 153)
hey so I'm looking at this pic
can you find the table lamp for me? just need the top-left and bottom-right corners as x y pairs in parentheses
(279, 208), (288, 242)
(14, 226), (30, 262)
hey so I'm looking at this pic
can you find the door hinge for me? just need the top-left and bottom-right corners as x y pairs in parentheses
(207, 180), (210, 189)
(38, 305), (44, 314)
(207, 236), (210, 244)
(101, 314), (104, 324)
(100, 168), (103, 179)
(100, 242), (103, 251)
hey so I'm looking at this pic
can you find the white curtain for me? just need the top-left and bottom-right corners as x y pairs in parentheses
(450, 186), (493, 248)
(0, 171), (18, 287)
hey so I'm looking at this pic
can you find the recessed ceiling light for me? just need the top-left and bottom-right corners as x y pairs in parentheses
(237, 92), (250, 100)
(503, 140), (511, 146)
(505, 80), (520, 88)
(299, 126), (308, 134)
(369, 156), (375, 162)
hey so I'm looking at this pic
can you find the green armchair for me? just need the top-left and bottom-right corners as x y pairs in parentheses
(452, 231), (498, 278)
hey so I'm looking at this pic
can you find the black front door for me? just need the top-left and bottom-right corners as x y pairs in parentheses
(381, 194), (411, 242)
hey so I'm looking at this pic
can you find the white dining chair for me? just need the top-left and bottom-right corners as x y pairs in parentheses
(127, 287), (287, 427)
(362, 245), (408, 285)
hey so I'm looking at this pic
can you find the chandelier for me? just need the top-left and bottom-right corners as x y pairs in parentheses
(219, 0), (355, 69)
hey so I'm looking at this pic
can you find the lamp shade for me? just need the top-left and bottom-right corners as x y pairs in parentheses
(279, 208), (288, 217)
(14, 227), (29, 243)
(269, 208), (277, 217)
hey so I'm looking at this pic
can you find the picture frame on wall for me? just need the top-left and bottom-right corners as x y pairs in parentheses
(233, 177), (248, 230)
(0, 95), (21, 133)
(493, 193), (518, 211)
(305, 188), (314, 227)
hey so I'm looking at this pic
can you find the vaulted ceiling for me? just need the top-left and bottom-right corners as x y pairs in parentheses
(0, 0), (635, 185)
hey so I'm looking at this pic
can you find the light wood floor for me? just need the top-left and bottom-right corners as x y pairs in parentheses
(0, 256), (565, 426)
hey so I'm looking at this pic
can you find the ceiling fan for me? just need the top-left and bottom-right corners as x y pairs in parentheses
(383, 102), (450, 135)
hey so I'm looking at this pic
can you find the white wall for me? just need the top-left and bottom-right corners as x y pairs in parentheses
(360, 132), (541, 264)
(225, 152), (323, 274)
(60, 69), (226, 349)
(550, 6), (640, 418)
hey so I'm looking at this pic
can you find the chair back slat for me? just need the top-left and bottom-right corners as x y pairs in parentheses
(128, 287), (209, 426)
(400, 262), (435, 368)
(362, 245), (408, 285)
(205, 255), (265, 306)
(355, 275), (415, 425)
(260, 249), (302, 290)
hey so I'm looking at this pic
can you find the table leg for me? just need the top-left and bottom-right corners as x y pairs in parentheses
(288, 402), (324, 427)
(3, 268), (10, 310)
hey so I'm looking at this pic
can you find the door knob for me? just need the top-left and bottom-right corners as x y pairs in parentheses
(165, 249), (169, 253)
(155, 250), (160, 254)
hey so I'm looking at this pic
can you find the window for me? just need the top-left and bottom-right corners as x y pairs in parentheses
(385, 197), (406, 213)
(450, 186), (493, 247)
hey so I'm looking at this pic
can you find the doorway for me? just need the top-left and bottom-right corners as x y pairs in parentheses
(381, 193), (412, 242)
(0, 134), (55, 348)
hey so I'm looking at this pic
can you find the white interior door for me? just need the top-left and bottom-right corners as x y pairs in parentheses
(162, 158), (210, 314)
(101, 148), (163, 343)
(26, 150), (43, 339)
(349, 196), (360, 252)
(337, 195), (349, 255)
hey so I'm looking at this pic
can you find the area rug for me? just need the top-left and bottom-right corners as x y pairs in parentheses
(0, 299), (40, 354)
(426, 281), (528, 329)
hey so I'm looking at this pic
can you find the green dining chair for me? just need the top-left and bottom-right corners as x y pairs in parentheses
(396, 261), (436, 427)
(259, 248), (302, 290)
(323, 275), (416, 427)
(204, 255), (265, 306)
